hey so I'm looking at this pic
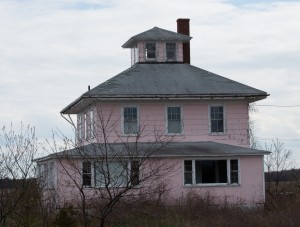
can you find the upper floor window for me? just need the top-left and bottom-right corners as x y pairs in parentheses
(184, 159), (239, 186)
(89, 109), (94, 139)
(166, 42), (176, 61)
(210, 106), (225, 133)
(123, 107), (138, 135)
(77, 114), (83, 141)
(145, 42), (156, 60)
(167, 106), (182, 134)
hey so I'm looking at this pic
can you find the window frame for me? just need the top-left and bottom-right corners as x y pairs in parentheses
(122, 105), (139, 136)
(166, 105), (183, 135)
(165, 42), (177, 61)
(77, 114), (83, 141)
(82, 161), (93, 187)
(183, 158), (240, 187)
(209, 104), (226, 134)
(145, 42), (157, 61)
(93, 160), (140, 188)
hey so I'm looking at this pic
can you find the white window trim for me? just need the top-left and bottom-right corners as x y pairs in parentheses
(121, 105), (139, 136)
(208, 104), (226, 135)
(182, 158), (240, 187)
(165, 105), (184, 135)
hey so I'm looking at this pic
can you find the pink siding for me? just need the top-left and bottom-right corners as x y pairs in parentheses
(166, 156), (265, 204)
(135, 41), (184, 63)
(79, 101), (250, 147)
(53, 156), (265, 206)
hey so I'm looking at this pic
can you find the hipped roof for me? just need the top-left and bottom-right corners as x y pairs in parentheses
(61, 63), (268, 114)
(122, 27), (192, 48)
(34, 141), (270, 162)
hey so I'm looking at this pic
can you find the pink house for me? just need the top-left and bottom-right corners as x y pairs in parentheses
(35, 19), (269, 207)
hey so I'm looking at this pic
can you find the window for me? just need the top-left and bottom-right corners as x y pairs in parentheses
(123, 107), (138, 135)
(145, 42), (156, 60)
(38, 161), (55, 189)
(84, 113), (88, 139)
(82, 162), (92, 187)
(130, 160), (140, 186)
(210, 106), (224, 133)
(77, 114), (82, 141)
(167, 106), (182, 134)
(183, 159), (239, 186)
(90, 109), (94, 139)
(94, 161), (139, 187)
(166, 42), (176, 61)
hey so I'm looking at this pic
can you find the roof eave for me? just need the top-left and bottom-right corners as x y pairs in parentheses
(61, 94), (268, 114)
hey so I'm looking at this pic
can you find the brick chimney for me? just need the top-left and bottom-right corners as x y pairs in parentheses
(177, 18), (190, 64)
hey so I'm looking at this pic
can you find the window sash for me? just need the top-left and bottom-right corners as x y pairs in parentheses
(123, 107), (138, 134)
(82, 162), (92, 187)
(166, 42), (176, 60)
(145, 43), (156, 60)
(167, 107), (182, 133)
(210, 106), (224, 133)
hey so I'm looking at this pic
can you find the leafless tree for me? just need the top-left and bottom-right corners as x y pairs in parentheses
(265, 139), (294, 195)
(44, 107), (176, 227)
(0, 123), (38, 226)
(248, 103), (260, 149)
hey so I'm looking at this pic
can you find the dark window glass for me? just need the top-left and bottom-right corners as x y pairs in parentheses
(184, 160), (193, 185)
(195, 160), (227, 184)
(82, 162), (92, 186)
(230, 160), (239, 184)
(146, 43), (156, 59)
(210, 106), (224, 133)
(166, 42), (176, 60)
(131, 161), (139, 186)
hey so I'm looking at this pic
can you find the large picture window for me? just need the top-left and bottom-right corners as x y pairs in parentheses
(184, 159), (239, 186)
(210, 106), (224, 133)
(123, 107), (138, 135)
(167, 106), (182, 134)
(81, 160), (139, 188)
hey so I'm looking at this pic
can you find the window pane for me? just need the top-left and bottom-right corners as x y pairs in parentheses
(210, 106), (224, 133)
(124, 107), (138, 134)
(131, 161), (139, 186)
(82, 162), (91, 186)
(146, 43), (156, 59)
(230, 160), (239, 184)
(95, 161), (128, 187)
(167, 107), (181, 133)
(184, 160), (193, 185)
(166, 42), (176, 60)
(195, 160), (227, 184)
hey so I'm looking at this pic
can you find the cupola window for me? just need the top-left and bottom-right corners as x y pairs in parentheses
(145, 42), (156, 60)
(166, 42), (176, 61)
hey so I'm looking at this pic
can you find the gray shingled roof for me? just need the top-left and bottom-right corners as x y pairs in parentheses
(122, 27), (192, 48)
(34, 141), (270, 162)
(61, 63), (268, 114)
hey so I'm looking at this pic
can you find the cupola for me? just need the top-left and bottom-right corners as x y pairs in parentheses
(122, 19), (192, 65)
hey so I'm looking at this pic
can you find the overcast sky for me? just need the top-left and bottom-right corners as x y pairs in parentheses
(0, 0), (299, 164)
